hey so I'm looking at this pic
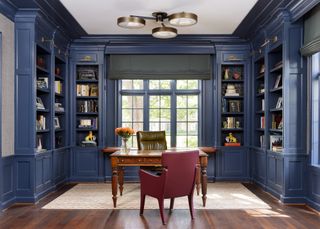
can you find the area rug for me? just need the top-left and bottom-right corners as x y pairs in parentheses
(42, 183), (270, 210)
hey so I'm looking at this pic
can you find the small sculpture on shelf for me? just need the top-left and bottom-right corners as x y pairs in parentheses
(223, 68), (230, 80)
(81, 131), (97, 147)
(224, 133), (240, 146)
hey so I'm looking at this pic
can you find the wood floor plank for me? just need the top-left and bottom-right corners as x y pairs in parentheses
(0, 183), (319, 229)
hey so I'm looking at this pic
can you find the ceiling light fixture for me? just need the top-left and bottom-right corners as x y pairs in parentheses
(117, 11), (198, 39)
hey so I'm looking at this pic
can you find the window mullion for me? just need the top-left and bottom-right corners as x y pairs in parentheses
(171, 80), (177, 147)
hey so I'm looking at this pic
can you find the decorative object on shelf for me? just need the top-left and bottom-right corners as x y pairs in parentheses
(77, 84), (98, 97)
(273, 75), (282, 89)
(224, 68), (230, 80)
(225, 84), (239, 96)
(36, 135), (46, 152)
(37, 56), (45, 68)
(115, 127), (135, 152)
(233, 69), (241, 80)
(228, 100), (241, 112)
(78, 118), (98, 129)
(276, 97), (283, 109)
(258, 83), (264, 93)
(55, 67), (61, 75)
(270, 135), (283, 152)
(55, 103), (64, 112)
(81, 131), (97, 147)
(117, 11), (197, 39)
(55, 135), (63, 148)
(36, 97), (45, 110)
(54, 117), (60, 129)
(77, 68), (97, 80)
(235, 121), (241, 128)
(271, 114), (282, 129)
(224, 133), (240, 146)
(37, 77), (48, 89)
(36, 115), (46, 131)
(259, 64), (265, 74)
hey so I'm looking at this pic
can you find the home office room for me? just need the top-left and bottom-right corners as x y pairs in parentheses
(0, 0), (320, 228)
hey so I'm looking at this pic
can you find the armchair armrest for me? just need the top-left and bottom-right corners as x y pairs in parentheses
(139, 168), (168, 198)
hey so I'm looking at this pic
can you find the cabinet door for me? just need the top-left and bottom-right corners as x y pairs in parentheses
(220, 148), (247, 179)
(267, 152), (283, 193)
(73, 148), (98, 177)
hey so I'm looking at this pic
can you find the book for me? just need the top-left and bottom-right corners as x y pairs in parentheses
(55, 80), (62, 94)
(260, 116), (265, 128)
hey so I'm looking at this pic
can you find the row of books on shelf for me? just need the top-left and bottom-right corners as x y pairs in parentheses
(78, 118), (98, 129)
(256, 75), (282, 93)
(77, 100), (98, 113)
(259, 115), (282, 129)
(259, 61), (282, 74)
(223, 117), (241, 129)
(76, 84), (98, 97)
(222, 99), (242, 113)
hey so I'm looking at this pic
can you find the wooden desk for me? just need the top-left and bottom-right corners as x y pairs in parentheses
(109, 148), (208, 208)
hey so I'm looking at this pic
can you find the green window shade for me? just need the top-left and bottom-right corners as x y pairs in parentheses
(108, 55), (211, 80)
(301, 4), (320, 56)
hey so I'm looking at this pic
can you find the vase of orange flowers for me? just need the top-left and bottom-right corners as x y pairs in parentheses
(115, 127), (135, 152)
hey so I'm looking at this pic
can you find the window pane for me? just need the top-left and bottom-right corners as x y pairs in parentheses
(188, 96), (198, 108)
(149, 96), (159, 108)
(160, 122), (171, 134)
(177, 136), (187, 148)
(177, 96), (187, 108)
(150, 109), (160, 121)
(188, 109), (198, 121)
(177, 109), (187, 121)
(160, 96), (171, 108)
(133, 80), (143, 89)
(160, 109), (171, 121)
(177, 80), (199, 90)
(160, 80), (171, 89)
(132, 109), (143, 122)
(149, 80), (159, 90)
(122, 109), (132, 121)
(121, 80), (133, 90)
(177, 122), (187, 135)
(188, 136), (198, 147)
(177, 80), (188, 90)
(150, 122), (160, 131)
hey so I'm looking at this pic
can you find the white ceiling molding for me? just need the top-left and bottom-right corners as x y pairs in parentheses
(60, 0), (257, 35)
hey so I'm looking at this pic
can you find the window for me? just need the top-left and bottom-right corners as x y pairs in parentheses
(311, 52), (320, 165)
(119, 80), (200, 148)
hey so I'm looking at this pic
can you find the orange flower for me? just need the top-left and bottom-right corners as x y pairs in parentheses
(115, 127), (135, 138)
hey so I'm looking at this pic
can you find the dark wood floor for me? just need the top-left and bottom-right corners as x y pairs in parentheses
(0, 183), (319, 229)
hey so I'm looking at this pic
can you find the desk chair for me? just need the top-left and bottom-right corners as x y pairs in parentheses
(137, 131), (167, 150)
(139, 150), (199, 225)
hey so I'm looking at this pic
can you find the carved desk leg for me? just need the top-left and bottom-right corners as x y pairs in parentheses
(118, 166), (124, 196)
(200, 157), (208, 207)
(195, 165), (200, 195)
(111, 157), (118, 208)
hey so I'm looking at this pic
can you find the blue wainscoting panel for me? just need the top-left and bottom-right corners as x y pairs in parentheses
(15, 156), (34, 201)
(217, 147), (248, 180)
(71, 148), (100, 181)
(1, 156), (15, 208)
(307, 166), (320, 211)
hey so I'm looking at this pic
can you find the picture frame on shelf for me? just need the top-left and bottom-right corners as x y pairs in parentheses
(90, 84), (98, 96)
(54, 117), (60, 129)
(273, 75), (282, 89)
(36, 97), (45, 110)
(276, 97), (283, 109)
(55, 103), (65, 112)
(228, 100), (241, 112)
(37, 77), (48, 89)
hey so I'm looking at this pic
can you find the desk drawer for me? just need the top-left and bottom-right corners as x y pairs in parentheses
(118, 157), (161, 165)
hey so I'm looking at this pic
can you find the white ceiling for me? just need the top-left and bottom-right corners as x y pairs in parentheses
(60, 0), (257, 35)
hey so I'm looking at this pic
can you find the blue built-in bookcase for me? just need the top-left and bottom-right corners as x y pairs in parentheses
(13, 9), (72, 204)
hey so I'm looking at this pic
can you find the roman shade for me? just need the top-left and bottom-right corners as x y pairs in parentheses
(108, 54), (211, 80)
(301, 4), (320, 56)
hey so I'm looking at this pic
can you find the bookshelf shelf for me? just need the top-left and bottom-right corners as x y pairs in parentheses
(36, 65), (50, 74)
(221, 128), (244, 132)
(270, 108), (283, 112)
(221, 80), (244, 83)
(221, 112), (244, 116)
(270, 64), (283, 73)
(269, 87), (283, 93)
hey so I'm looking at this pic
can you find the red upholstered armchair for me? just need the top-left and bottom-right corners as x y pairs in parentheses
(139, 150), (199, 225)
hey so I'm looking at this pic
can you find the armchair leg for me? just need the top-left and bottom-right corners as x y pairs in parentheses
(140, 194), (146, 215)
(169, 198), (175, 213)
(188, 194), (195, 220)
(158, 198), (166, 225)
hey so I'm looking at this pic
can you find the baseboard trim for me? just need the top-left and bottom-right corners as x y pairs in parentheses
(1, 197), (16, 210)
(306, 197), (320, 211)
